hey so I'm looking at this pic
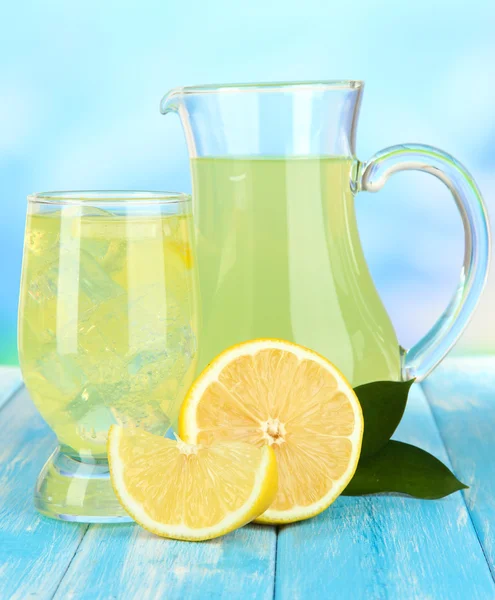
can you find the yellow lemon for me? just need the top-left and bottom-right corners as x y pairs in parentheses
(179, 339), (363, 524)
(108, 425), (277, 541)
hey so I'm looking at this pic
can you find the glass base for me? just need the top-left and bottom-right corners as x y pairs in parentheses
(34, 447), (133, 523)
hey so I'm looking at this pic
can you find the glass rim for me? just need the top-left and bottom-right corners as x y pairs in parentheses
(27, 190), (191, 206)
(175, 80), (364, 95)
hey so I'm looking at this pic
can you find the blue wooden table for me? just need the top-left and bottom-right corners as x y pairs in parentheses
(1, 358), (494, 599)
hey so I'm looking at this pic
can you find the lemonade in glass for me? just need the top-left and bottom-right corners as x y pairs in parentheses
(18, 191), (198, 521)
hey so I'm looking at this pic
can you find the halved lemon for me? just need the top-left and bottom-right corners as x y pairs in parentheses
(108, 425), (277, 541)
(179, 339), (363, 524)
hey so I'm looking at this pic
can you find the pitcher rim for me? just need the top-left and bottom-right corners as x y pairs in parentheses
(162, 80), (363, 101)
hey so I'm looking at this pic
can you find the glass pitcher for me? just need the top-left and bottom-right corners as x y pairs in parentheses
(161, 81), (490, 386)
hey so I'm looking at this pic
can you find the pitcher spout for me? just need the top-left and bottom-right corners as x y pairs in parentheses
(160, 88), (183, 114)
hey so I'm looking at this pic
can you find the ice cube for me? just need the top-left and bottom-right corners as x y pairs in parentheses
(127, 349), (168, 376)
(77, 294), (130, 358)
(67, 384), (105, 422)
(80, 236), (110, 263)
(99, 238), (126, 273)
(77, 249), (125, 304)
(76, 404), (117, 445)
(127, 347), (173, 396)
(67, 379), (170, 438)
(59, 204), (126, 273)
(67, 382), (128, 430)
(126, 285), (184, 354)
(24, 351), (87, 413)
(26, 214), (61, 255)
(74, 206), (126, 272)
(125, 322), (196, 430)
(74, 346), (128, 390)
(113, 394), (171, 436)
(70, 386), (118, 445)
(37, 351), (86, 397)
(27, 260), (59, 303)
(131, 403), (170, 436)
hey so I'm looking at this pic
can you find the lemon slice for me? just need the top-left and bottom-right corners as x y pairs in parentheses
(108, 425), (277, 541)
(179, 339), (363, 524)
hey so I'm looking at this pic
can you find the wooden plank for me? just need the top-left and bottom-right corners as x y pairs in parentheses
(423, 356), (495, 578)
(275, 385), (495, 600)
(0, 366), (22, 409)
(0, 387), (87, 600)
(53, 522), (276, 600)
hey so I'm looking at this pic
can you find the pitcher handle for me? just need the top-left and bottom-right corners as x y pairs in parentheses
(358, 144), (490, 381)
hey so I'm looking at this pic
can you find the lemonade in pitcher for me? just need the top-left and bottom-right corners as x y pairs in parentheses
(191, 156), (400, 385)
(19, 193), (198, 464)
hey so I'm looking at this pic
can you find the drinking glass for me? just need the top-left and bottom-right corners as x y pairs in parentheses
(18, 191), (198, 522)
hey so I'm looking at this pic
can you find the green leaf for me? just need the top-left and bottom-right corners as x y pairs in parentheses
(343, 440), (468, 499)
(354, 379), (414, 458)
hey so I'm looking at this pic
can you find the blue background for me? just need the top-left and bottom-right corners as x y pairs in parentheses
(1, 0), (494, 364)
